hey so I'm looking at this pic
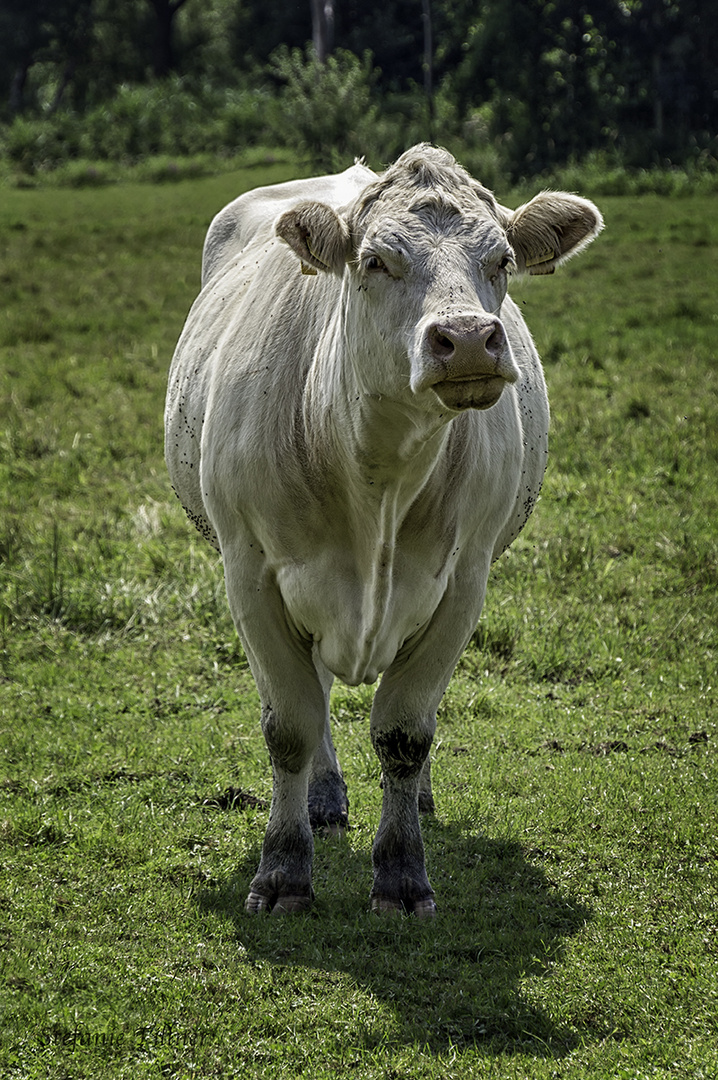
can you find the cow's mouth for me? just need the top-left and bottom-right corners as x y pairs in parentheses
(431, 374), (508, 411)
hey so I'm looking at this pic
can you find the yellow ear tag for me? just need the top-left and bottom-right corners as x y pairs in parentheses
(300, 261), (318, 276)
(306, 239), (330, 271)
(525, 248), (556, 268)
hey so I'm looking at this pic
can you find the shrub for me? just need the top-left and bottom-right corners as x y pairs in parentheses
(220, 88), (275, 152)
(3, 113), (84, 172)
(49, 160), (115, 187)
(0, 78), (277, 176)
(269, 47), (384, 171)
(80, 81), (206, 160)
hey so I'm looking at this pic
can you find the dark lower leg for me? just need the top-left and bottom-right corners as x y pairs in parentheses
(246, 706), (320, 914)
(370, 726), (436, 914)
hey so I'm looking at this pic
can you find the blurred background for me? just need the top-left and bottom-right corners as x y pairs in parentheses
(0, 0), (716, 184)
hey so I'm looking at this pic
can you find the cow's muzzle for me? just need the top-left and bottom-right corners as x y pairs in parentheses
(412, 314), (521, 411)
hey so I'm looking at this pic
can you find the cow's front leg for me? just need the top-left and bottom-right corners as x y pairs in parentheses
(368, 568), (491, 917)
(244, 693), (323, 915)
(220, 557), (327, 915)
(369, 692), (438, 918)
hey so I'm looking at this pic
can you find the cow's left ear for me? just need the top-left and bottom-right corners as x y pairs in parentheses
(276, 201), (352, 276)
(503, 193), (603, 276)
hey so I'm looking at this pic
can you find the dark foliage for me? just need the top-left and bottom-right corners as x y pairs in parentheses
(0, 0), (716, 176)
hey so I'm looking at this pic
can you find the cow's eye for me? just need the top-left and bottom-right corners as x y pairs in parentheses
(365, 255), (387, 273)
(489, 254), (512, 282)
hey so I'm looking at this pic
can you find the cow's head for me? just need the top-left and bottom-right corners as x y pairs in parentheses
(277, 145), (603, 413)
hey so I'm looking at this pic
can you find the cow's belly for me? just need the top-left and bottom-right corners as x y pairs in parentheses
(277, 554), (449, 686)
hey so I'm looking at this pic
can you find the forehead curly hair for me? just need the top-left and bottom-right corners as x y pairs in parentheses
(349, 144), (501, 234)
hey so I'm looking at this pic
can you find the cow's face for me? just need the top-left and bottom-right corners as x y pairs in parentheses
(351, 193), (521, 411)
(277, 147), (603, 414)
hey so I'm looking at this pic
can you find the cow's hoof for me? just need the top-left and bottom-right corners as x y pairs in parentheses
(244, 890), (272, 914)
(271, 894), (313, 915)
(371, 896), (437, 917)
(245, 890), (312, 915)
(316, 823), (346, 840)
(371, 897), (404, 916)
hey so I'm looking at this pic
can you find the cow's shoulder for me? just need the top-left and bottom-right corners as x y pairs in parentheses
(201, 161), (376, 286)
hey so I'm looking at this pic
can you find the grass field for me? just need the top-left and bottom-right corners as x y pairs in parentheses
(1, 163), (717, 1079)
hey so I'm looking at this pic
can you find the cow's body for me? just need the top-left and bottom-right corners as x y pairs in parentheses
(166, 146), (602, 915)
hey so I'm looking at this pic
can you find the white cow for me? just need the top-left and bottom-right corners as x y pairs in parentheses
(165, 145), (602, 916)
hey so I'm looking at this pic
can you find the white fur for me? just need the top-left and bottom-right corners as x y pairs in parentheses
(165, 145), (602, 913)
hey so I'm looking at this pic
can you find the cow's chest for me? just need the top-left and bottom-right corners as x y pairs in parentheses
(276, 534), (452, 686)
(245, 422), (524, 686)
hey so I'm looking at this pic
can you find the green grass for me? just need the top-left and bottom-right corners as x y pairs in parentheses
(1, 171), (716, 1079)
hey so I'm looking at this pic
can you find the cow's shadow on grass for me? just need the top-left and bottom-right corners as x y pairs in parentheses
(198, 816), (590, 1057)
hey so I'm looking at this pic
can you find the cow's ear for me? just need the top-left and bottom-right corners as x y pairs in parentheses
(504, 193), (603, 276)
(276, 201), (352, 276)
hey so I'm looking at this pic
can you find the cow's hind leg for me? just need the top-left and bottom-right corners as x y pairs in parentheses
(418, 756), (435, 815)
(308, 650), (348, 834)
(308, 728), (349, 834)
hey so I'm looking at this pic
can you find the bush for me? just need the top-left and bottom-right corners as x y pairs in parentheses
(81, 81), (213, 160)
(542, 150), (718, 197)
(47, 160), (115, 187)
(220, 87), (275, 151)
(0, 78), (275, 175)
(269, 47), (384, 171)
(2, 113), (84, 172)
(2, 59), (717, 192)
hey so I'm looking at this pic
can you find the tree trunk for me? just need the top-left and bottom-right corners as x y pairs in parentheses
(148, 0), (191, 78)
(311, 0), (335, 63)
(49, 61), (77, 114)
(422, 0), (434, 141)
(652, 50), (664, 138)
(10, 62), (30, 115)
(648, 0), (665, 138)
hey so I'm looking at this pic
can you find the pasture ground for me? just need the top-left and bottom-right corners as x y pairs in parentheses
(1, 166), (717, 1079)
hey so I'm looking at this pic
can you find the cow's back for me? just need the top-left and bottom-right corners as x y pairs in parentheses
(167, 223), (341, 552)
(201, 161), (376, 286)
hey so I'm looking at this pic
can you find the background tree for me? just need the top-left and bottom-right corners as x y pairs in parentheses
(0, 0), (716, 174)
(0, 0), (94, 114)
(146, 0), (192, 77)
(230, 0), (308, 72)
(337, 0), (425, 91)
(311, 0), (335, 63)
(0, 0), (51, 114)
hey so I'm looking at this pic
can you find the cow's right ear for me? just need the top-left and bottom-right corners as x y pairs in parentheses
(276, 201), (352, 276)
(502, 192), (603, 276)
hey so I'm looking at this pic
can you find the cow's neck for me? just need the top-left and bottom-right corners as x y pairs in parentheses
(305, 365), (450, 677)
(301, 326), (459, 680)
(304, 330), (451, 517)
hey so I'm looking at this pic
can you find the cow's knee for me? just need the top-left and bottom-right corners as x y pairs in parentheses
(261, 705), (322, 774)
(372, 725), (433, 780)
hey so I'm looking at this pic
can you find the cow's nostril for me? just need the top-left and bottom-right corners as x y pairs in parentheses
(485, 324), (506, 359)
(430, 329), (455, 358)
